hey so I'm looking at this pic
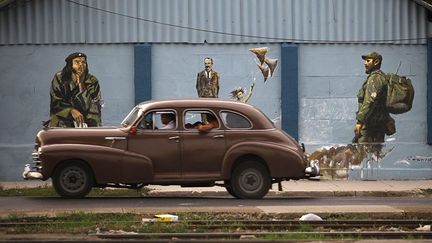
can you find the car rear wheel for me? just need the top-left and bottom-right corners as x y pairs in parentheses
(230, 161), (271, 199)
(53, 161), (93, 198)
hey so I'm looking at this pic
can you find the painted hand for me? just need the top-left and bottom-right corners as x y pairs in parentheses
(354, 122), (362, 137)
(73, 73), (86, 92)
(70, 108), (84, 126)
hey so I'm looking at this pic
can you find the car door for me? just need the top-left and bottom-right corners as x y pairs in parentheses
(181, 110), (226, 179)
(127, 110), (182, 181)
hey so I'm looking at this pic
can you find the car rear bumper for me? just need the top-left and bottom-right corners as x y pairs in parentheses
(304, 160), (320, 178)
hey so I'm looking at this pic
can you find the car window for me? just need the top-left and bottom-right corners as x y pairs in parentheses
(221, 111), (252, 129)
(184, 110), (219, 130)
(137, 111), (176, 130)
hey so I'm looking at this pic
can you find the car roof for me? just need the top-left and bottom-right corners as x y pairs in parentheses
(136, 98), (275, 129)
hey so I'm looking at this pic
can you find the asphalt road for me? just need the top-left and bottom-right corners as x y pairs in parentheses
(1, 196), (431, 216)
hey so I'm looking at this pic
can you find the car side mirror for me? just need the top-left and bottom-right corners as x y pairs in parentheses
(129, 125), (138, 135)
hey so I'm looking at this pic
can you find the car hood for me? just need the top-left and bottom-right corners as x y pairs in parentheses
(36, 126), (129, 147)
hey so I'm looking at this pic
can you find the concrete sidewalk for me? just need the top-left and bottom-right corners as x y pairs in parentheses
(1, 179), (431, 197)
(148, 179), (432, 197)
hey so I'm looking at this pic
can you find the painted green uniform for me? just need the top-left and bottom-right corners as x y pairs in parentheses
(49, 72), (102, 127)
(354, 69), (394, 143)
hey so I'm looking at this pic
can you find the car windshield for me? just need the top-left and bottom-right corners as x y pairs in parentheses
(121, 107), (144, 127)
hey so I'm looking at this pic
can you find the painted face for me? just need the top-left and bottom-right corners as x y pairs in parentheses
(72, 57), (87, 76)
(204, 58), (213, 71)
(364, 58), (377, 74)
(237, 91), (244, 99)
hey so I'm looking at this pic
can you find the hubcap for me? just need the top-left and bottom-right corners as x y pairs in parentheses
(240, 169), (262, 192)
(61, 166), (86, 193)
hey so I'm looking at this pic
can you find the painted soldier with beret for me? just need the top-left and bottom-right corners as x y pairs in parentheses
(353, 51), (395, 143)
(49, 52), (103, 127)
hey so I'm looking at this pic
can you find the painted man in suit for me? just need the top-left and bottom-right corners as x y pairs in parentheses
(196, 57), (220, 98)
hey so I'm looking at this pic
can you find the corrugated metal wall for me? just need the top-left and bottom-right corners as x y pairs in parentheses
(0, 0), (430, 45)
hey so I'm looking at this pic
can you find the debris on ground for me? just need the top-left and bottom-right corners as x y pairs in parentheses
(416, 225), (431, 231)
(240, 235), (257, 239)
(142, 213), (179, 223)
(299, 213), (322, 221)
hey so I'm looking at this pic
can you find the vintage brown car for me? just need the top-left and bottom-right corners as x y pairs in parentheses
(23, 99), (319, 199)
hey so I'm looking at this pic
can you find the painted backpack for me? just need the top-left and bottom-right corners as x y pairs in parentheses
(386, 73), (414, 114)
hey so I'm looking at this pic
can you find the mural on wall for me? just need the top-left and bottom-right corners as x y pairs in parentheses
(196, 57), (220, 98)
(230, 81), (255, 103)
(195, 47), (279, 104)
(309, 144), (394, 179)
(354, 52), (410, 144)
(249, 47), (278, 82)
(308, 51), (416, 179)
(48, 52), (103, 128)
(248, 46), (280, 124)
(188, 48), (421, 180)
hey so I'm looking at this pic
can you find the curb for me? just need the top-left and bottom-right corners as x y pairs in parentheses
(1, 181), (429, 198)
(145, 189), (425, 198)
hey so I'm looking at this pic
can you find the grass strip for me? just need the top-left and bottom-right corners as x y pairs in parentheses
(0, 186), (151, 197)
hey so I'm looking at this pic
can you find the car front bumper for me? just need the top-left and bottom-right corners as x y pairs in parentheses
(23, 164), (43, 179)
(22, 151), (43, 180)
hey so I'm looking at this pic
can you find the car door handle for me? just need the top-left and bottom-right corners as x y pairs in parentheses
(105, 137), (126, 140)
(213, 134), (224, 139)
(168, 136), (180, 140)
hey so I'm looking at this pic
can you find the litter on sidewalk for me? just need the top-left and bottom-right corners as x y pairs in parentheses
(141, 214), (178, 223)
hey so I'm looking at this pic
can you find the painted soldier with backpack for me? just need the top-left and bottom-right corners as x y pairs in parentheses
(353, 51), (414, 144)
(353, 52), (392, 143)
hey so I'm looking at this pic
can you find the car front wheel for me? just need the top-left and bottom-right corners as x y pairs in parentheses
(230, 161), (271, 199)
(53, 161), (93, 198)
